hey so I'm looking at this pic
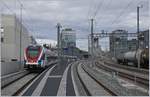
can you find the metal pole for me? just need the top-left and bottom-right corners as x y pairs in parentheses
(59, 24), (62, 62)
(137, 6), (143, 69)
(91, 19), (94, 56)
(57, 23), (61, 65)
(90, 19), (94, 67)
(88, 35), (90, 53)
(137, 6), (140, 50)
(20, 4), (23, 69)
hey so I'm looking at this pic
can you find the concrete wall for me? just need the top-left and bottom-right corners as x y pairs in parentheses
(1, 14), (31, 62)
(1, 14), (33, 75)
(1, 61), (21, 76)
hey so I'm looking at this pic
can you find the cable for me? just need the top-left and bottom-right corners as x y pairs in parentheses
(110, 0), (135, 25)
(1, 0), (16, 14)
(103, 0), (137, 32)
(16, 0), (36, 35)
(93, 0), (104, 19)
(96, 0), (112, 20)
(112, 0), (145, 30)
(87, 0), (96, 19)
(16, 0), (22, 5)
(94, 0), (112, 33)
(103, 0), (112, 12)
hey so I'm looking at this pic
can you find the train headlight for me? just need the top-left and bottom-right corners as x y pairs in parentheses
(38, 60), (42, 65)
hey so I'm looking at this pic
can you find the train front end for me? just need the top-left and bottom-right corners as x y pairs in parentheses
(24, 45), (44, 69)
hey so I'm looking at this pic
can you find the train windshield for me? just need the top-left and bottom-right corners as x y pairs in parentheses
(27, 46), (41, 58)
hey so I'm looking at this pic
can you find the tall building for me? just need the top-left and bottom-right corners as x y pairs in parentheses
(60, 28), (76, 56)
(61, 28), (76, 48)
(109, 29), (128, 57)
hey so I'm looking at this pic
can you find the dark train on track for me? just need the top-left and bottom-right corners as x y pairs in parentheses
(117, 48), (149, 68)
(24, 44), (54, 70)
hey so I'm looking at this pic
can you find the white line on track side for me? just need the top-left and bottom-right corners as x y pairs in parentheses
(19, 67), (52, 96)
(57, 64), (71, 96)
(31, 65), (56, 96)
(48, 75), (62, 78)
(71, 62), (80, 96)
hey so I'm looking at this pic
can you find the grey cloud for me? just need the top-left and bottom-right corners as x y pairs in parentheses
(1, 0), (149, 51)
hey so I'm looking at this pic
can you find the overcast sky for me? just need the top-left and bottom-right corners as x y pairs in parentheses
(0, 0), (149, 51)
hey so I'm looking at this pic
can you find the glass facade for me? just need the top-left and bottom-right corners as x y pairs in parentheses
(61, 29), (76, 48)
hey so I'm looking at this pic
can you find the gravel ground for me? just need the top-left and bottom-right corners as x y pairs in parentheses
(78, 63), (111, 96)
(82, 62), (148, 96)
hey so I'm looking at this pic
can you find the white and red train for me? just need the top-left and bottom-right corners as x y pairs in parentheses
(24, 44), (78, 70)
(24, 44), (55, 69)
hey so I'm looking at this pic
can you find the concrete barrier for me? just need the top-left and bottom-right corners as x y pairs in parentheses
(1, 70), (28, 87)
(1, 61), (24, 76)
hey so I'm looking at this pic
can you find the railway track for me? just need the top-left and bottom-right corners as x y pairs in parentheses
(1, 72), (39, 96)
(1, 61), (58, 96)
(71, 61), (90, 96)
(1, 65), (53, 96)
(95, 61), (149, 88)
(12, 73), (39, 96)
(80, 64), (117, 96)
(72, 61), (117, 96)
(103, 60), (149, 74)
(1, 70), (29, 89)
(76, 66), (91, 95)
(83, 61), (148, 96)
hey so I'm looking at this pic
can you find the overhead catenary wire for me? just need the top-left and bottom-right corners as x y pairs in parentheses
(96, 0), (112, 23)
(1, 0), (33, 33)
(93, 0), (104, 19)
(109, 0), (144, 31)
(1, 0), (16, 14)
(16, 0), (33, 24)
(16, 0), (36, 35)
(2, 0), (31, 31)
(110, 0), (136, 25)
(87, 0), (96, 19)
(102, 0), (140, 32)
(94, 0), (113, 33)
